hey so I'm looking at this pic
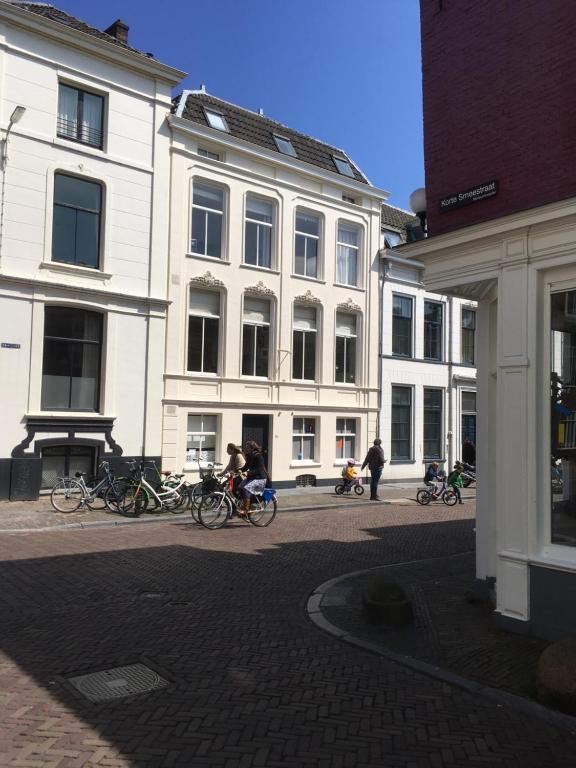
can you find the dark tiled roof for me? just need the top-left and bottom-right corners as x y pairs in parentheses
(175, 92), (369, 184)
(6, 2), (151, 59)
(381, 203), (418, 235)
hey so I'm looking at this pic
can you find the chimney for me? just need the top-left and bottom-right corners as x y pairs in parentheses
(104, 19), (129, 45)
(258, 108), (264, 116)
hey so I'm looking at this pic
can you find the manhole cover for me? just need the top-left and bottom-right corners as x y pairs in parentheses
(67, 663), (169, 702)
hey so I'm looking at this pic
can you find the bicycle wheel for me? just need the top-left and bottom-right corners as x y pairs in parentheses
(188, 483), (205, 522)
(354, 484), (364, 496)
(416, 489), (432, 506)
(104, 480), (127, 511)
(462, 476), (473, 488)
(442, 490), (458, 506)
(118, 484), (150, 517)
(51, 479), (84, 513)
(85, 483), (108, 511)
(335, 484), (345, 495)
(164, 490), (186, 513)
(198, 492), (231, 529)
(248, 496), (277, 527)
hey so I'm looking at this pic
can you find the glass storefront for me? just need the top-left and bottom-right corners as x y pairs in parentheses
(550, 290), (576, 546)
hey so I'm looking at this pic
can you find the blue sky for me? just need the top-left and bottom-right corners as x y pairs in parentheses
(58, 0), (423, 209)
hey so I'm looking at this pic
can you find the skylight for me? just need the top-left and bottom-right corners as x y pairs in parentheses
(384, 230), (403, 248)
(204, 109), (229, 132)
(273, 134), (297, 157)
(333, 156), (355, 177)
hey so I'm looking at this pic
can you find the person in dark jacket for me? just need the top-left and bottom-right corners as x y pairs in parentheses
(361, 438), (385, 500)
(237, 441), (268, 515)
(462, 440), (476, 467)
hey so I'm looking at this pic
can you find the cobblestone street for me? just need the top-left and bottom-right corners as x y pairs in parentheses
(1, 501), (575, 767)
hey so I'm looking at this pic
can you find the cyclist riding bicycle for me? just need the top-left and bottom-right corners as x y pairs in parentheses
(341, 459), (358, 491)
(424, 461), (442, 498)
(218, 443), (245, 494)
(237, 440), (269, 517)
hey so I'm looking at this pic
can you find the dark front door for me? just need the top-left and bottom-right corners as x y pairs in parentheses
(41, 445), (96, 489)
(242, 415), (270, 469)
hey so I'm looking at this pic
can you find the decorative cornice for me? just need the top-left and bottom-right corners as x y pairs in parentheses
(245, 280), (275, 298)
(337, 298), (362, 313)
(190, 271), (224, 289)
(294, 289), (321, 305)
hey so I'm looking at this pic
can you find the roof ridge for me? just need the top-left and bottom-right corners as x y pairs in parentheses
(185, 90), (357, 159)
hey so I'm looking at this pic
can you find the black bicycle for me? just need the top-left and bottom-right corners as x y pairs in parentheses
(197, 473), (277, 529)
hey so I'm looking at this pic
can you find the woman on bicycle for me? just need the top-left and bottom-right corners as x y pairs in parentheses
(237, 440), (268, 516)
(219, 443), (245, 486)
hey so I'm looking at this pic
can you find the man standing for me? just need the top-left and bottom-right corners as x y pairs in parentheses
(361, 438), (385, 501)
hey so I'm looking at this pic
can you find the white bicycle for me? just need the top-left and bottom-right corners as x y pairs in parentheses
(116, 461), (188, 517)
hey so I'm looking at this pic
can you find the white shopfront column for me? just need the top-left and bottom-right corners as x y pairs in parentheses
(494, 260), (533, 623)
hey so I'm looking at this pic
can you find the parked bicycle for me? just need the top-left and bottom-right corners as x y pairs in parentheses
(198, 472), (277, 529)
(115, 461), (188, 517)
(457, 461), (476, 488)
(51, 460), (118, 513)
(416, 481), (458, 506)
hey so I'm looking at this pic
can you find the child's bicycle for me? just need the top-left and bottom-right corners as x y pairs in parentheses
(416, 481), (458, 506)
(334, 477), (364, 496)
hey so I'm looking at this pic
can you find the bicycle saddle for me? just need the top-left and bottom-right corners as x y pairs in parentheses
(74, 471), (86, 477)
(173, 473), (185, 479)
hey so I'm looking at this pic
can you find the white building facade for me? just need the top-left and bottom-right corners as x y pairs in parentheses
(0, 2), (184, 499)
(163, 91), (388, 487)
(378, 210), (477, 481)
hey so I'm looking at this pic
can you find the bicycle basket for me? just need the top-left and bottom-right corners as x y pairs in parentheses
(262, 488), (276, 502)
(201, 475), (220, 492)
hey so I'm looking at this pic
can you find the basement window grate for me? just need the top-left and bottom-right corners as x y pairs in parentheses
(67, 663), (169, 702)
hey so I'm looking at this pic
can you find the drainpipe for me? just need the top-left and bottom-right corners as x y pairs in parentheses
(447, 295), (454, 470)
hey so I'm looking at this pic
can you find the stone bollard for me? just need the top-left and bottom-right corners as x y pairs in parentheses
(536, 637), (576, 715)
(362, 575), (413, 626)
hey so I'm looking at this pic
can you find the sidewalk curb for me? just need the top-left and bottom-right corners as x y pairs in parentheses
(0, 496), (430, 534)
(307, 563), (576, 735)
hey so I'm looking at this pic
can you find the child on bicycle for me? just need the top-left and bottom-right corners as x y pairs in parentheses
(341, 459), (358, 491)
(447, 464), (464, 504)
(424, 461), (442, 498)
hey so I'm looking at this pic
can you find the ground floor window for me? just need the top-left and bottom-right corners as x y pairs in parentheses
(391, 386), (412, 460)
(550, 290), (576, 546)
(41, 445), (96, 488)
(186, 414), (218, 465)
(423, 388), (443, 460)
(292, 417), (316, 461)
(336, 418), (356, 459)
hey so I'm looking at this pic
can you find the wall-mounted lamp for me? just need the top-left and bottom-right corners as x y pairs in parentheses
(2, 105), (26, 168)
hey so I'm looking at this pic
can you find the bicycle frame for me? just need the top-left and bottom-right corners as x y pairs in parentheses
(130, 463), (186, 510)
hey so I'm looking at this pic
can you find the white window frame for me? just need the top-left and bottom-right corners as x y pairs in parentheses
(203, 109), (229, 132)
(423, 299), (444, 361)
(292, 417), (317, 462)
(292, 305), (318, 382)
(186, 414), (219, 468)
(198, 147), (220, 161)
(187, 289), (221, 375)
(241, 297), (271, 378)
(335, 311), (358, 384)
(274, 134), (297, 156)
(336, 418), (357, 461)
(190, 179), (226, 259)
(336, 220), (360, 287)
(391, 384), (413, 462)
(392, 293), (414, 358)
(423, 387), (444, 461)
(244, 194), (275, 269)
(294, 208), (322, 279)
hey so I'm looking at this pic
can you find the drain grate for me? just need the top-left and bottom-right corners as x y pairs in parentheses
(67, 663), (169, 702)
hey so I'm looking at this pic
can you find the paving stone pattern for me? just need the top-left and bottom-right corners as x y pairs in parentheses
(321, 554), (549, 699)
(0, 501), (575, 767)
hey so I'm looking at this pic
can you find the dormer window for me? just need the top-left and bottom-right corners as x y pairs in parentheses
(333, 156), (355, 177)
(273, 134), (297, 157)
(384, 230), (403, 248)
(204, 109), (229, 132)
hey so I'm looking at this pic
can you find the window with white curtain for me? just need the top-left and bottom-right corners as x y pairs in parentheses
(245, 196), (274, 268)
(242, 297), (270, 377)
(293, 306), (317, 380)
(186, 414), (218, 464)
(292, 417), (316, 461)
(335, 312), (357, 383)
(187, 288), (220, 373)
(57, 84), (104, 149)
(295, 210), (320, 278)
(336, 222), (359, 286)
(191, 181), (224, 258)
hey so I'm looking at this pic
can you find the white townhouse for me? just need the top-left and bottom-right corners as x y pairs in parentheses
(379, 205), (477, 481)
(164, 90), (388, 487)
(0, 1), (185, 499)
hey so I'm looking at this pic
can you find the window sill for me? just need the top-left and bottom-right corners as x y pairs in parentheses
(241, 376), (271, 382)
(186, 252), (230, 264)
(53, 135), (105, 156)
(39, 261), (112, 280)
(290, 461), (322, 468)
(389, 460), (416, 465)
(27, 411), (113, 419)
(184, 371), (220, 378)
(292, 380), (317, 385)
(334, 282), (364, 292)
(240, 263), (280, 275)
(291, 273), (326, 285)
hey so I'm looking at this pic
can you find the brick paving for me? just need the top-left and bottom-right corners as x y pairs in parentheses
(0, 500), (574, 767)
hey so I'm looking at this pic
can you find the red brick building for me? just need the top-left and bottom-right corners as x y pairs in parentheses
(421, 0), (576, 237)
